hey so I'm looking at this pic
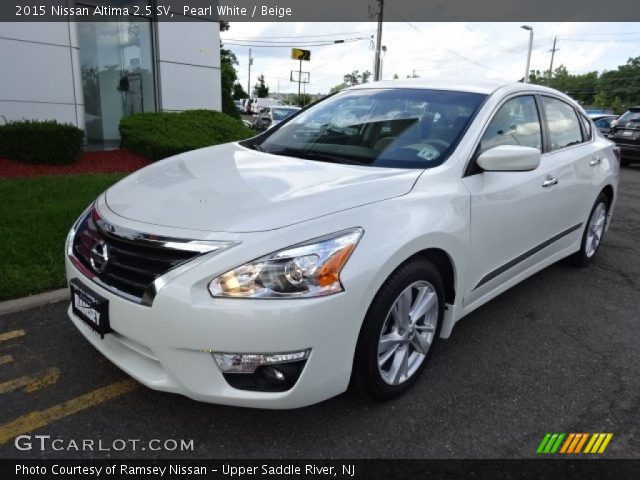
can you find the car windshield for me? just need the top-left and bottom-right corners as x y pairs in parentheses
(272, 108), (298, 121)
(251, 88), (487, 169)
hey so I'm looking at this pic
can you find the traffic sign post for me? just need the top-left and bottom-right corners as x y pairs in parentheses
(291, 48), (311, 100)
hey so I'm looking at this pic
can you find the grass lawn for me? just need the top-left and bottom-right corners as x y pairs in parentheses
(0, 174), (125, 301)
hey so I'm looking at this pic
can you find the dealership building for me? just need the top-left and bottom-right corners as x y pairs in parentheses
(0, 3), (221, 147)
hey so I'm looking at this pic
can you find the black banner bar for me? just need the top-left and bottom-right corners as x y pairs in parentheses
(2, 0), (640, 22)
(2, 459), (640, 480)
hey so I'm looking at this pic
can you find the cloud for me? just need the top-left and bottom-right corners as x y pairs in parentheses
(222, 22), (640, 94)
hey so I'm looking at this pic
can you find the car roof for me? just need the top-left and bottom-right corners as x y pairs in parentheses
(346, 78), (561, 95)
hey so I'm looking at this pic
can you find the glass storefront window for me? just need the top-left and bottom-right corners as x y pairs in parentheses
(78, 18), (156, 145)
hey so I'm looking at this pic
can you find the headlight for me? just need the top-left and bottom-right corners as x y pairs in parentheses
(208, 228), (363, 298)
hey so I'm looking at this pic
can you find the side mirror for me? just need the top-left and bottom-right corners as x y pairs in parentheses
(610, 119), (618, 128)
(477, 145), (541, 172)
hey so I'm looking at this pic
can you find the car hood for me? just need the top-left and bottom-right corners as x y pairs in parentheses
(104, 143), (421, 233)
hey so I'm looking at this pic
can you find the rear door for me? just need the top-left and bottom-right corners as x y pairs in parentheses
(539, 95), (600, 233)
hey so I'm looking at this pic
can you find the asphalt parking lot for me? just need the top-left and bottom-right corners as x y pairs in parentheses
(0, 166), (639, 460)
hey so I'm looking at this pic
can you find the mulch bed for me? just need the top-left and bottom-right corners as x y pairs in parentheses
(0, 150), (151, 178)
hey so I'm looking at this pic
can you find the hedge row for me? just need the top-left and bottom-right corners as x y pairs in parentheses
(119, 110), (253, 161)
(0, 120), (84, 165)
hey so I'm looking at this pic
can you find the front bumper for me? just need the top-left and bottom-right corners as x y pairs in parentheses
(65, 256), (369, 409)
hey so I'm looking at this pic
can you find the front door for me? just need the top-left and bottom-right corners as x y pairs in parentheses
(461, 95), (569, 307)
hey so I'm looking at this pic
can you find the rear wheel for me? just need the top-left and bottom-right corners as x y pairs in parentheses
(352, 259), (444, 401)
(570, 193), (609, 266)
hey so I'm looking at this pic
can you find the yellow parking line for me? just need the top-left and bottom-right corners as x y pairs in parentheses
(0, 330), (25, 342)
(0, 379), (139, 444)
(0, 355), (13, 365)
(0, 367), (61, 394)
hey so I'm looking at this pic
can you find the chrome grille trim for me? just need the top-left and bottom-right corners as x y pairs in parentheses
(68, 206), (238, 306)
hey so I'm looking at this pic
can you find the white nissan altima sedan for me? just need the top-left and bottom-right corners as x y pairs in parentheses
(66, 79), (619, 408)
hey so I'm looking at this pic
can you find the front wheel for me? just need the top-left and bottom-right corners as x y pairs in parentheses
(352, 259), (444, 401)
(570, 193), (609, 266)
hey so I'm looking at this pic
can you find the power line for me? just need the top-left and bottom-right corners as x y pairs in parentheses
(386, 13), (507, 74)
(222, 30), (375, 39)
(222, 36), (372, 44)
(222, 37), (371, 48)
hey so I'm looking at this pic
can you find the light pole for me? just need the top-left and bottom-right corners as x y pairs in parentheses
(521, 25), (533, 83)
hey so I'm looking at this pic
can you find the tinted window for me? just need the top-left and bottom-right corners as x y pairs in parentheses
(480, 96), (542, 154)
(542, 97), (583, 150)
(253, 88), (487, 169)
(594, 118), (611, 128)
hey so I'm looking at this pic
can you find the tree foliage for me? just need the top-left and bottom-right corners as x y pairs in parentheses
(330, 70), (373, 93)
(219, 22), (241, 118)
(253, 74), (269, 98)
(288, 93), (313, 107)
(233, 83), (248, 100)
(528, 56), (640, 113)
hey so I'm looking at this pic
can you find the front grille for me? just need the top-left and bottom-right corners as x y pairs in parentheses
(72, 209), (204, 303)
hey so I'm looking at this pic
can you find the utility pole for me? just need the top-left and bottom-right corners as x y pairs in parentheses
(247, 48), (253, 98)
(298, 58), (302, 99)
(548, 36), (559, 80)
(373, 0), (384, 81)
(521, 25), (534, 83)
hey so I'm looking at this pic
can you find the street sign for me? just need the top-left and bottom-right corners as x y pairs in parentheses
(290, 71), (310, 83)
(291, 48), (311, 61)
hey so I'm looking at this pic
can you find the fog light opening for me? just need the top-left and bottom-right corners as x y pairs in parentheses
(212, 349), (311, 392)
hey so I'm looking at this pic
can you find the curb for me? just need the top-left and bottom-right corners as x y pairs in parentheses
(0, 289), (68, 317)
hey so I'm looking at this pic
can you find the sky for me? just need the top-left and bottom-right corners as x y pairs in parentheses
(221, 22), (640, 95)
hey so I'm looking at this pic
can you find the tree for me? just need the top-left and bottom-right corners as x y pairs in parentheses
(233, 83), (248, 100)
(220, 48), (240, 118)
(527, 57), (640, 108)
(329, 83), (348, 94)
(219, 22), (240, 118)
(343, 70), (372, 86)
(253, 74), (269, 98)
(289, 93), (312, 107)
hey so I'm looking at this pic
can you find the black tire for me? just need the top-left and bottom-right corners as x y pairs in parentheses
(570, 193), (610, 267)
(620, 158), (631, 167)
(352, 258), (444, 402)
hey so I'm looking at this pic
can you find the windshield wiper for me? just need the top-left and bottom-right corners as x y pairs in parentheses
(250, 143), (264, 152)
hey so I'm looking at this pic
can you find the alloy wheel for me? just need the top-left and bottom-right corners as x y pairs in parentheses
(377, 280), (438, 385)
(585, 202), (607, 258)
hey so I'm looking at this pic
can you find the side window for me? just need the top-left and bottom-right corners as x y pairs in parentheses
(479, 96), (542, 154)
(580, 114), (593, 140)
(541, 97), (583, 150)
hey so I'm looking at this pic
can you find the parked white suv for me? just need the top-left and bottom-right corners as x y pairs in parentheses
(66, 79), (619, 408)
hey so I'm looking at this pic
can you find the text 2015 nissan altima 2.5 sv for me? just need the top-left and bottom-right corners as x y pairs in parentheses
(66, 79), (620, 408)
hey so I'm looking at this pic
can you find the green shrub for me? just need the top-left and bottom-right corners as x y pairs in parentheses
(119, 110), (253, 161)
(0, 120), (84, 165)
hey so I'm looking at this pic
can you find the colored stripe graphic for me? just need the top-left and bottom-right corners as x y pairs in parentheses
(538, 433), (613, 454)
(537, 433), (552, 453)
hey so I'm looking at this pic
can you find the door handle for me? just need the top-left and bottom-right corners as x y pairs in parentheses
(542, 176), (558, 188)
(589, 157), (602, 167)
